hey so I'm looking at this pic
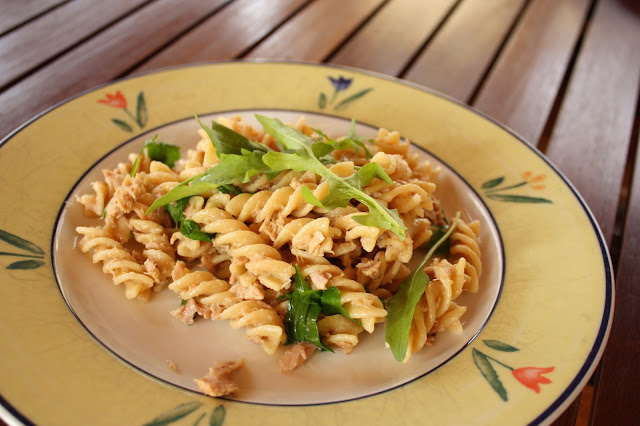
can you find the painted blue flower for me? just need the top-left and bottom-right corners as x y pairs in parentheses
(328, 76), (353, 92)
(318, 75), (371, 110)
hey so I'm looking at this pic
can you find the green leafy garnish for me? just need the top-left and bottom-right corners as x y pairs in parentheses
(147, 115), (406, 240)
(217, 184), (243, 195)
(144, 135), (181, 168)
(385, 212), (461, 362)
(146, 119), (274, 213)
(257, 115), (406, 240)
(284, 265), (356, 351)
(164, 197), (212, 242)
(196, 115), (270, 155)
(312, 119), (372, 160)
(426, 224), (450, 257)
(179, 219), (211, 242)
(130, 157), (141, 177)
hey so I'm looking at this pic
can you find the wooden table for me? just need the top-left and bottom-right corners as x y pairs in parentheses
(1, 0), (638, 424)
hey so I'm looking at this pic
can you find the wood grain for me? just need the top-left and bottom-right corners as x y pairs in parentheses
(544, 0), (640, 245)
(592, 129), (640, 424)
(134, 0), (309, 74)
(0, 0), (230, 140)
(0, 0), (149, 89)
(0, 0), (66, 35)
(328, 0), (457, 77)
(472, 0), (591, 144)
(403, 0), (526, 102)
(245, 0), (385, 61)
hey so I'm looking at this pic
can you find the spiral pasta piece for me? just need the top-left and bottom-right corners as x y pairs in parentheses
(317, 314), (364, 354)
(76, 226), (155, 301)
(404, 258), (468, 362)
(191, 213), (296, 296)
(449, 219), (482, 293)
(169, 262), (286, 355)
(129, 218), (176, 286)
(326, 274), (387, 334)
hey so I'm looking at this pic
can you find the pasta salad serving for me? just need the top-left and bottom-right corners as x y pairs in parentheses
(75, 114), (482, 394)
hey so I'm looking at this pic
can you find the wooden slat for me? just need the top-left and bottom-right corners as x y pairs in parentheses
(403, 0), (526, 102)
(551, 398), (581, 426)
(134, 0), (309, 74)
(472, 0), (591, 144)
(0, 0), (149, 89)
(328, 0), (457, 77)
(0, 0), (230, 140)
(244, 0), (385, 61)
(544, 0), (640, 245)
(593, 133), (640, 424)
(0, 0), (66, 35)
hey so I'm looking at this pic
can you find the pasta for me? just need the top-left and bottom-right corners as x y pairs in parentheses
(75, 114), (482, 369)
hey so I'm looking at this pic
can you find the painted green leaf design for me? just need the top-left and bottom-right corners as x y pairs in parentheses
(0, 229), (44, 254)
(192, 413), (206, 426)
(142, 401), (203, 426)
(318, 92), (327, 109)
(136, 91), (148, 128)
(209, 405), (225, 426)
(482, 176), (504, 189)
(335, 88), (373, 110)
(472, 348), (508, 401)
(483, 340), (519, 352)
(7, 260), (44, 270)
(487, 193), (552, 204)
(0, 252), (42, 258)
(112, 118), (133, 132)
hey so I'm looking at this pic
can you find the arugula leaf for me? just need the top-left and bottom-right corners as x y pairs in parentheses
(163, 197), (212, 241)
(426, 225), (450, 257)
(256, 115), (406, 240)
(130, 157), (141, 177)
(180, 219), (212, 242)
(312, 119), (372, 159)
(196, 116), (271, 155)
(320, 286), (352, 318)
(146, 118), (275, 214)
(217, 184), (242, 195)
(191, 150), (273, 185)
(285, 266), (332, 351)
(284, 266), (360, 351)
(164, 197), (190, 224)
(144, 136), (181, 168)
(385, 212), (461, 362)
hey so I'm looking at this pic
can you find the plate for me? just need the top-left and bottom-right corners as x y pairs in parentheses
(0, 61), (613, 425)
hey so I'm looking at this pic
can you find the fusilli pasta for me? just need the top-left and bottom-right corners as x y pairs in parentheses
(75, 114), (482, 371)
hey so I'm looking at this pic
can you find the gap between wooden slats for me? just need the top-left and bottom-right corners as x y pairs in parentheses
(0, 0), (69, 36)
(402, 0), (528, 102)
(543, 0), (640, 248)
(132, 0), (311, 74)
(0, 0), (151, 91)
(472, 0), (592, 145)
(0, 0), (232, 140)
(327, 0), (459, 76)
(244, 0), (386, 61)
(592, 91), (640, 424)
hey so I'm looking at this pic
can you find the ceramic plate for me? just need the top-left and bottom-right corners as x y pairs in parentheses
(0, 61), (613, 425)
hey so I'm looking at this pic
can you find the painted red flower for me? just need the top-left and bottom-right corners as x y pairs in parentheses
(97, 90), (127, 108)
(512, 367), (554, 393)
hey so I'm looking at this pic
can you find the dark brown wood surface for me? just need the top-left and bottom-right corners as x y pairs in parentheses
(1, 0), (638, 424)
